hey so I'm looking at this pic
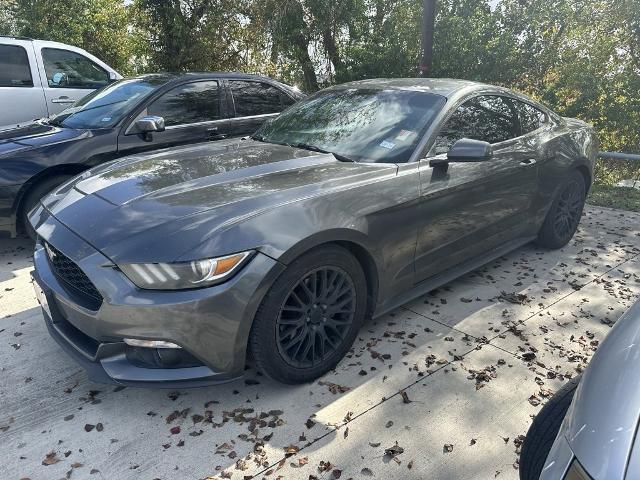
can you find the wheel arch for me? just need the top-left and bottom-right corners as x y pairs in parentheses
(575, 163), (592, 192)
(274, 229), (381, 319)
(14, 163), (88, 220)
(238, 230), (382, 371)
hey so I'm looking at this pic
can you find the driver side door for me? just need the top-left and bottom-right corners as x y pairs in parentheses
(414, 94), (540, 283)
(117, 80), (231, 156)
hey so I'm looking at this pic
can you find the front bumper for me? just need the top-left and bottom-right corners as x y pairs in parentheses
(31, 209), (284, 387)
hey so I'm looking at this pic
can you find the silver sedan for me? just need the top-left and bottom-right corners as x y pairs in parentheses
(520, 299), (640, 479)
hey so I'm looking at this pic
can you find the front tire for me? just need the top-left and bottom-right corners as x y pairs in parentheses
(519, 375), (581, 480)
(249, 245), (367, 384)
(20, 175), (72, 239)
(536, 170), (586, 249)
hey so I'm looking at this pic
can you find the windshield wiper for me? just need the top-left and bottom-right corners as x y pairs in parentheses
(42, 117), (63, 127)
(290, 143), (356, 163)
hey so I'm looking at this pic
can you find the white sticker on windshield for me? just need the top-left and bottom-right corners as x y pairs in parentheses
(101, 117), (112, 122)
(396, 129), (414, 141)
(379, 140), (396, 149)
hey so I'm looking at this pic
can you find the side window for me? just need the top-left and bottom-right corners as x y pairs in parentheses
(516, 101), (547, 134)
(42, 48), (109, 89)
(229, 80), (283, 117)
(433, 95), (519, 153)
(0, 45), (33, 87)
(147, 81), (220, 126)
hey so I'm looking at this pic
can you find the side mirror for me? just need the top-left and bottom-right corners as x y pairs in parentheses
(447, 138), (492, 162)
(430, 138), (492, 169)
(136, 115), (165, 132)
(108, 71), (119, 83)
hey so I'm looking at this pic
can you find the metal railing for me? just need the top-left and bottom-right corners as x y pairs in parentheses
(598, 151), (640, 162)
(597, 151), (640, 188)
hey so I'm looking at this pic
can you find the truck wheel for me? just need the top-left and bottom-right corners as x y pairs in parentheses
(20, 175), (72, 239)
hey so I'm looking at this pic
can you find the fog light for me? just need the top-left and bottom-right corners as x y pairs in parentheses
(123, 338), (180, 349)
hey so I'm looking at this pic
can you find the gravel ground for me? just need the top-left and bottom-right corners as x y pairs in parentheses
(1, 205), (639, 480)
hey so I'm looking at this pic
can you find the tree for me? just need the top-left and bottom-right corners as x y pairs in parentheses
(131, 0), (255, 73)
(0, 0), (136, 74)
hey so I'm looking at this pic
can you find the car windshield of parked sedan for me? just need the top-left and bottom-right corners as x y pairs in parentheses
(46, 78), (166, 129)
(253, 88), (446, 163)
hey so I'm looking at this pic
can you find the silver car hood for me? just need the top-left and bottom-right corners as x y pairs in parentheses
(564, 300), (640, 479)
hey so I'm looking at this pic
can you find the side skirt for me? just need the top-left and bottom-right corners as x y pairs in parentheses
(373, 236), (537, 319)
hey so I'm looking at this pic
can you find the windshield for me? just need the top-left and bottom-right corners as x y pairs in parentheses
(254, 88), (446, 163)
(47, 78), (167, 129)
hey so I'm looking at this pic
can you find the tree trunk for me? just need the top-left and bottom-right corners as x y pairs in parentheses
(293, 32), (319, 91)
(323, 28), (344, 80)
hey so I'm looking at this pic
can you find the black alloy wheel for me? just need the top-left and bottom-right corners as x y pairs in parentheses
(275, 266), (356, 368)
(553, 177), (584, 240)
(249, 245), (367, 384)
(536, 170), (586, 249)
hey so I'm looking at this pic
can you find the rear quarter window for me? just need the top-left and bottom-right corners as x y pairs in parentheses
(229, 80), (285, 117)
(0, 45), (33, 87)
(516, 100), (547, 134)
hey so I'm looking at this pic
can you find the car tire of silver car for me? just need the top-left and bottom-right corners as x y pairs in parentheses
(519, 374), (581, 480)
(20, 174), (73, 240)
(536, 170), (586, 249)
(249, 244), (367, 384)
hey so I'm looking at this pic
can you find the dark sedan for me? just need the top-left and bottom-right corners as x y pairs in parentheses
(30, 78), (597, 387)
(0, 72), (304, 237)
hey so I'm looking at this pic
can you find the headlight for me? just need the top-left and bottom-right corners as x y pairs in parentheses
(565, 459), (593, 480)
(119, 251), (253, 290)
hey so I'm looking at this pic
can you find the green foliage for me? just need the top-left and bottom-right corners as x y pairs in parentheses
(588, 183), (640, 212)
(0, 0), (136, 74)
(130, 0), (258, 73)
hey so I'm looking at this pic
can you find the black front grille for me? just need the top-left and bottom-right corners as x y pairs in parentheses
(44, 242), (103, 310)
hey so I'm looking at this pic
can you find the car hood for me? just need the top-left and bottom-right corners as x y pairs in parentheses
(564, 299), (640, 479)
(42, 139), (395, 263)
(0, 122), (89, 157)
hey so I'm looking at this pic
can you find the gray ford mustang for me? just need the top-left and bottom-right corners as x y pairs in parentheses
(29, 78), (598, 387)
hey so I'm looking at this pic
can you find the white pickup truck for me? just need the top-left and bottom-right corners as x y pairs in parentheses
(0, 36), (122, 130)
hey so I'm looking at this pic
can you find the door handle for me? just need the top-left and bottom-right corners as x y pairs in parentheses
(520, 158), (537, 166)
(51, 96), (75, 104)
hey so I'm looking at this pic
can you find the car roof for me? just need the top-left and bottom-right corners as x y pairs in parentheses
(0, 36), (90, 49)
(124, 73), (301, 96)
(327, 78), (488, 98)
(133, 72), (289, 85)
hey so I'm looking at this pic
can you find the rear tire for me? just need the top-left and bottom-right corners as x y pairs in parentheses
(20, 175), (72, 240)
(519, 375), (581, 480)
(536, 170), (586, 249)
(249, 245), (367, 384)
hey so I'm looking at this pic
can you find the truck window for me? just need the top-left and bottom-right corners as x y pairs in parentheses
(0, 45), (33, 87)
(42, 48), (109, 89)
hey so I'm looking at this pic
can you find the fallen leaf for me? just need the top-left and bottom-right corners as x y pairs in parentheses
(42, 451), (60, 466)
